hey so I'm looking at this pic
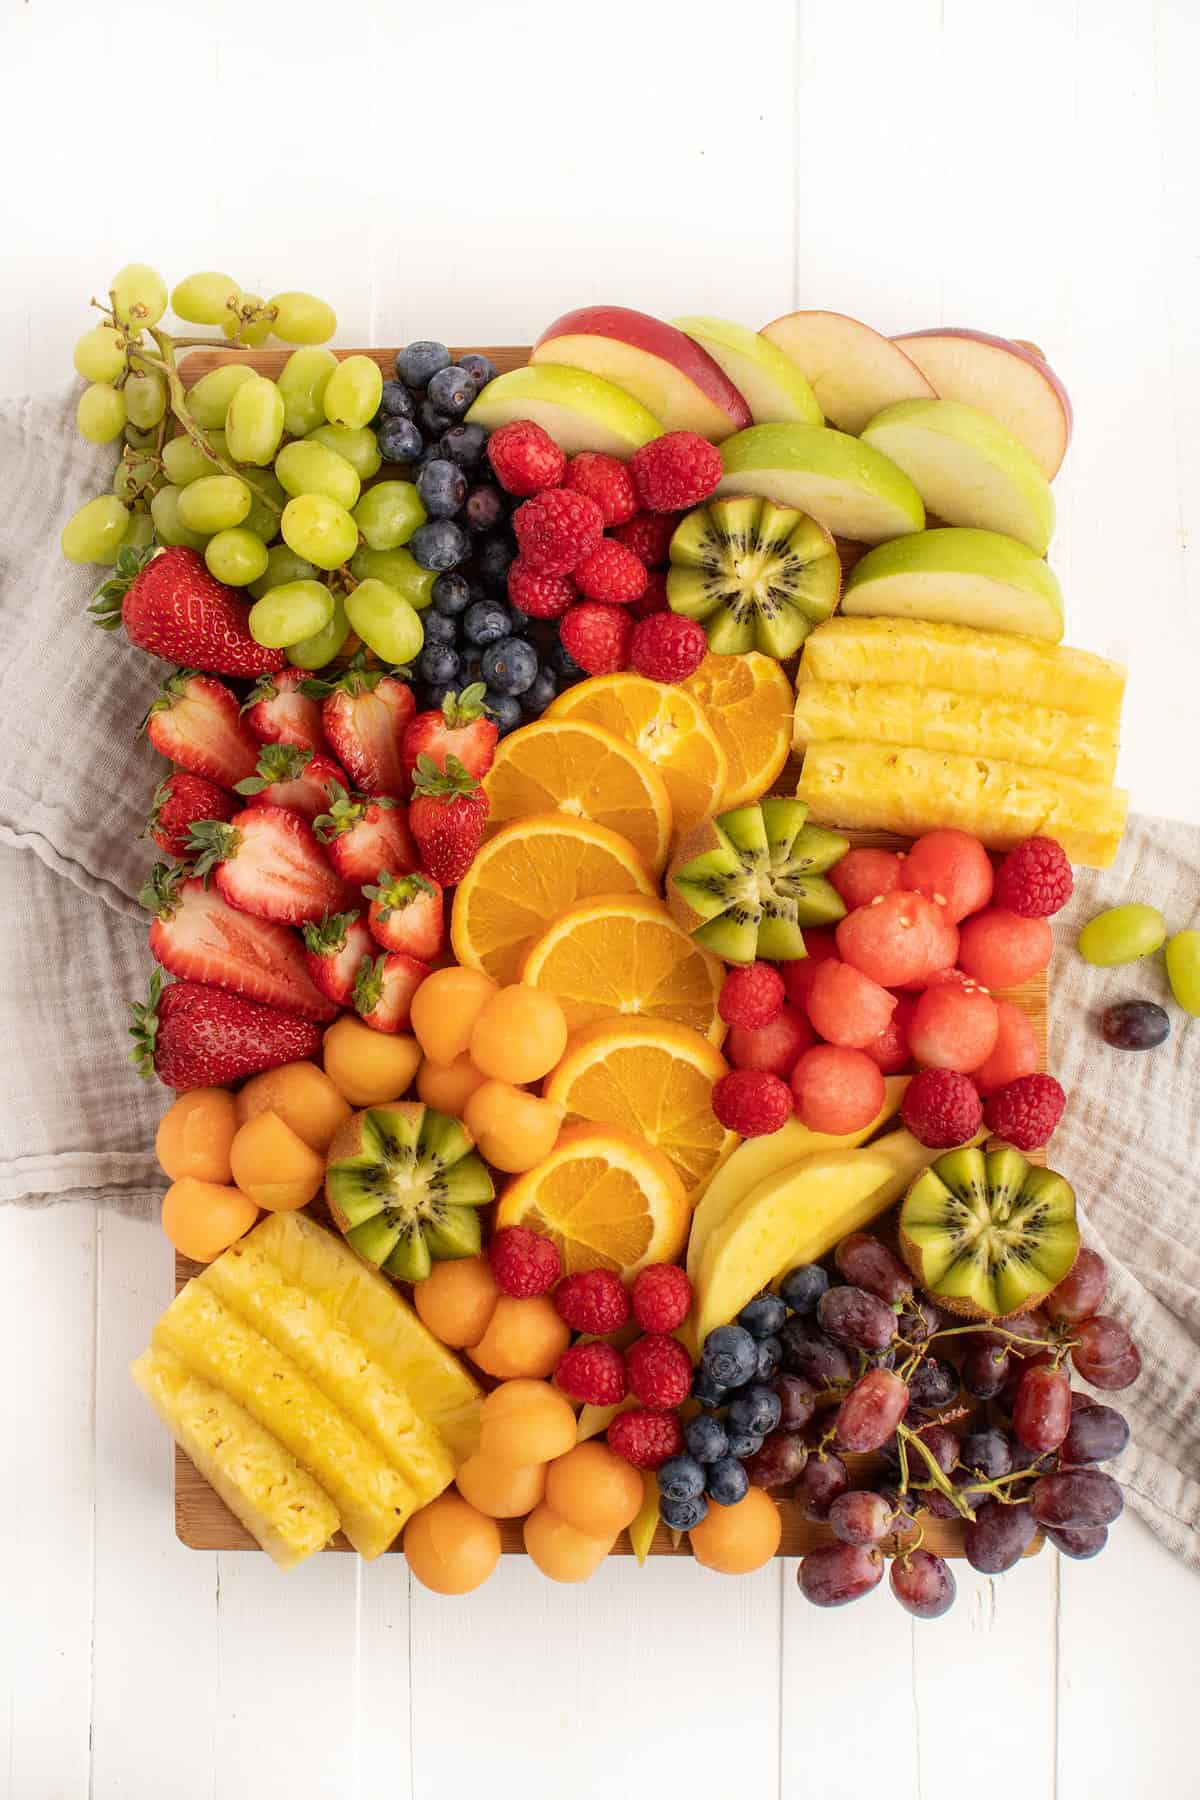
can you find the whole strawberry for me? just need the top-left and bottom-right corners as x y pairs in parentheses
(143, 771), (236, 858)
(408, 753), (489, 884)
(401, 682), (498, 787)
(91, 545), (285, 677)
(141, 671), (259, 789)
(129, 971), (321, 1089)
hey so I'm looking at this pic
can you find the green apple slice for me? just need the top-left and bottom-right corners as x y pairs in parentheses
(843, 527), (1064, 642)
(860, 400), (1055, 555)
(671, 316), (823, 425)
(465, 364), (660, 456)
(715, 423), (925, 545)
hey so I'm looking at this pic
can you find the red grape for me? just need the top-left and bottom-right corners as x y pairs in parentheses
(895, 1295), (944, 1344)
(834, 1233), (914, 1305)
(1045, 1248), (1108, 1324)
(964, 1499), (1037, 1573)
(1013, 1365), (1072, 1452)
(1061, 1401), (1129, 1465)
(959, 1428), (1013, 1480)
(906, 1356), (959, 1413)
(817, 1284), (897, 1351)
(1071, 1316), (1142, 1390)
(742, 1430), (808, 1489)
(890, 1548), (957, 1619)
(1046, 1524), (1109, 1560)
(963, 1343), (1010, 1399)
(771, 1373), (817, 1431)
(795, 1451), (849, 1520)
(798, 1542), (885, 1607)
(828, 1489), (894, 1545)
(835, 1368), (910, 1453)
(779, 1317), (854, 1386)
(1031, 1469), (1124, 1529)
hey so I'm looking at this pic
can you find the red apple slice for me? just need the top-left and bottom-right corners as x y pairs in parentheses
(760, 311), (935, 435)
(531, 305), (751, 440)
(893, 330), (1072, 480)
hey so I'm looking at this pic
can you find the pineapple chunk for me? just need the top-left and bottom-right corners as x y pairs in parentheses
(796, 740), (1128, 868)
(131, 1345), (338, 1570)
(154, 1282), (420, 1558)
(793, 679), (1118, 784)
(250, 1212), (482, 1463)
(201, 1238), (455, 1503)
(799, 617), (1126, 727)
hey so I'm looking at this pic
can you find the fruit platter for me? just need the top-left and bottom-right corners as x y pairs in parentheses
(58, 265), (1200, 1611)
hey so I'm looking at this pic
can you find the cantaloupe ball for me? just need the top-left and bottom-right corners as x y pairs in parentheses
(413, 1255), (500, 1348)
(228, 1111), (325, 1212)
(410, 967), (499, 1065)
(456, 1450), (547, 1519)
(478, 1379), (578, 1466)
(322, 1017), (420, 1106)
(463, 1081), (564, 1173)
(544, 1441), (644, 1538)
(689, 1485), (782, 1575)
(523, 1502), (614, 1583)
(161, 1177), (258, 1263)
(403, 1492), (501, 1595)
(416, 1053), (489, 1115)
(234, 1061), (350, 1151)
(469, 986), (568, 1085)
(155, 1088), (237, 1184)
(468, 1296), (571, 1382)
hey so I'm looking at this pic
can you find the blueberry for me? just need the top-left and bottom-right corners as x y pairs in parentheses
(378, 380), (415, 420)
(779, 1264), (829, 1316)
(432, 572), (472, 617)
(418, 644), (460, 686)
(754, 1336), (783, 1383)
(657, 1455), (707, 1505)
(706, 1457), (750, 1507)
(691, 1367), (728, 1409)
(423, 683), (456, 713)
(724, 1428), (763, 1460)
(549, 637), (584, 680)
(463, 600), (512, 647)
(410, 520), (470, 573)
(426, 364), (478, 418)
(521, 668), (558, 716)
(700, 1324), (759, 1390)
(459, 649), (485, 687)
(684, 1415), (729, 1465)
(484, 691), (522, 735)
(728, 1384), (783, 1439)
(415, 442), (446, 469)
(377, 417), (423, 463)
(458, 352), (498, 389)
(659, 1492), (708, 1532)
(418, 398), (455, 440)
(476, 532), (515, 588)
(506, 604), (532, 636)
(416, 457), (468, 520)
(396, 340), (451, 388)
(423, 611), (458, 646)
(481, 636), (538, 697)
(464, 482), (507, 534)
(738, 1292), (788, 1339)
(438, 423), (487, 470)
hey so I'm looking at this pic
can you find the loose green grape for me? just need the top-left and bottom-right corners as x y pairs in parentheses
(113, 451), (160, 502)
(248, 544), (317, 600)
(188, 363), (257, 429)
(76, 383), (127, 444)
(125, 369), (167, 429)
(277, 348), (337, 436)
(124, 423), (158, 451)
(177, 474), (252, 534)
(286, 596), (350, 669)
(162, 429), (226, 487)
(171, 270), (241, 326)
(242, 472), (287, 543)
(151, 485), (209, 550)
(222, 293), (274, 347)
(1078, 903), (1167, 967)
(280, 493), (359, 569)
(350, 545), (437, 610)
(248, 580), (334, 648)
(353, 480), (426, 551)
(345, 579), (425, 665)
(73, 323), (126, 383)
(275, 440), (361, 510)
(61, 494), (130, 564)
(205, 527), (270, 587)
(119, 511), (156, 555)
(226, 374), (285, 466)
(323, 355), (383, 430)
(308, 423), (381, 480)
(1165, 930), (1200, 1016)
(111, 262), (168, 327)
(268, 291), (337, 345)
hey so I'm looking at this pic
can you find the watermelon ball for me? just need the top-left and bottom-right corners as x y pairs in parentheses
(830, 848), (905, 911)
(908, 981), (1001, 1073)
(958, 910), (1053, 990)
(790, 1045), (886, 1134)
(901, 829), (995, 923)
(805, 960), (897, 1051)
(836, 892), (959, 990)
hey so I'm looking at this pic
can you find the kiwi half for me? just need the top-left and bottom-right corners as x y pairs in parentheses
(899, 1146), (1079, 1320)
(325, 1102), (494, 1282)
(666, 496), (842, 657)
(668, 797), (847, 963)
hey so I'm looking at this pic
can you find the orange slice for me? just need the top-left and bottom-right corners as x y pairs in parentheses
(482, 718), (673, 874)
(546, 673), (727, 842)
(450, 814), (656, 987)
(521, 895), (725, 1046)
(544, 1018), (735, 1198)
(495, 1124), (690, 1276)
(679, 652), (794, 809)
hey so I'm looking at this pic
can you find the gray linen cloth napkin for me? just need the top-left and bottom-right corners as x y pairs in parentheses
(2, 388), (1197, 1566)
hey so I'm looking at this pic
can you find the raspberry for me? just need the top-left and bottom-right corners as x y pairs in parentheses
(610, 511), (679, 567)
(629, 613), (707, 684)
(554, 1341), (627, 1406)
(487, 1225), (561, 1297)
(608, 1407), (685, 1470)
(563, 452), (637, 526)
(559, 601), (632, 675)
(626, 1332), (692, 1409)
(982, 1073), (1066, 1150)
(553, 1267), (631, 1335)
(900, 1067), (984, 1149)
(631, 1263), (693, 1334)
(629, 568), (669, 620)
(512, 488), (604, 575)
(629, 431), (723, 513)
(719, 962), (785, 1030)
(711, 1069), (793, 1137)
(574, 539), (648, 605)
(486, 419), (566, 496)
(994, 836), (1074, 917)
(507, 558), (576, 620)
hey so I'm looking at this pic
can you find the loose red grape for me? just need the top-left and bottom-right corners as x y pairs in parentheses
(798, 1542), (885, 1607)
(795, 1451), (849, 1520)
(742, 1430), (808, 1489)
(1061, 1401), (1130, 1465)
(828, 1489), (894, 1545)
(1071, 1316), (1142, 1390)
(890, 1548), (957, 1619)
(1013, 1365), (1072, 1453)
(835, 1233), (914, 1305)
(835, 1368), (910, 1453)
(817, 1284), (897, 1351)
(1045, 1248), (1108, 1324)
(1031, 1468), (1124, 1529)
(771, 1373), (818, 1431)
(964, 1498), (1037, 1573)
(1100, 1000), (1170, 1051)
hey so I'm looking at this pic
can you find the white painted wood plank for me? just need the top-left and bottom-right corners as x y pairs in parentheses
(355, 1557), (415, 1787)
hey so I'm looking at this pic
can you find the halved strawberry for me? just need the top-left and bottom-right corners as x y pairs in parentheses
(143, 772), (236, 859)
(363, 871), (445, 960)
(141, 670), (259, 789)
(304, 654), (414, 796)
(130, 971), (321, 1090)
(353, 950), (430, 1034)
(234, 743), (347, 823)
(188, 804), (355, 927)
(401, 681), (498, 787)
(300, 910), (375, 1008)
(312, 782), (417, 887)
(242, 668), (326, 752)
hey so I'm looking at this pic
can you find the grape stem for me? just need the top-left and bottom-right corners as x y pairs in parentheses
(133, 330), (283, 515)
(896, 1423), (976, 1522)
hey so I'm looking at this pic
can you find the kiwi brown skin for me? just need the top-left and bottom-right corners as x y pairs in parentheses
(324, 1101), (423, 1234)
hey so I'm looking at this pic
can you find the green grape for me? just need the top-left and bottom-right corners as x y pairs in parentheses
(323, 355), (383, 430)
(170, 270), (241, 326)
(61, 494), (130, 563)
(242, 472), (286, 543)
(150, 485), (209, 550)
(113, 451), (159, 502)
(205, 527), (270, 587)
(222, 293), (274, 347)
(125, 369), (167, 429)
(353, 479), (426, 551)
(77, 382), (127, 444)
(286, 595), (350, 670)
(162, 429), (226, 486)
(124, 422), (158, 451)
(225, 374), (285, 466)
(73, 323), (126, 383)
(268, 291), (337, 345)
(177, 474), (252, 534)
(119, 511), (156, 555)
(277, 348), (337, 436)
(1165, 930), (1200, 1016)
(188, 363), (257, 429)
(280, 493), (359, 569)
(345, 579), (425, 665)
(275, 439), (361, 510)
(1078, 903), (1167, 967)
(350, 545), (436, 610)
(110, 262), (168, 327)
(308, 423), (381, 480)
(248, 580), (334, 648)
(248, 544), (317, 600)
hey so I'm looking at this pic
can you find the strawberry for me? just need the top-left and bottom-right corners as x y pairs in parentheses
(241, 668), (326, 752)
(140, 863), (335, 1020)
(141, 671), (259, 790)
(304, 653), (414, 796)
(300, 910), (375, 1008)
(352, 950), (430, 1034)
(233, 743), (347, 823)
(188, 804), (355, 927)
(408, 753), (489, 885)
(91, 545), (285, 677)
(143, 772), (236, 858)
(130, 971), (321, 1090)
(400, 682), (498, 787)
(363, 871), (445, 959)
(312, 783), (418, 887)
